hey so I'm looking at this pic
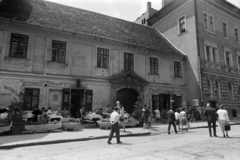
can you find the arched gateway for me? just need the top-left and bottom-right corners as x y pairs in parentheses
(109, 71), (148, 114)
(116, 88), (138, 114)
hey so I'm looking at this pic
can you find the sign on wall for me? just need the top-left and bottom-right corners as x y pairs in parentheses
(191, 99), (199, 107)
(0, 79), (23, 108)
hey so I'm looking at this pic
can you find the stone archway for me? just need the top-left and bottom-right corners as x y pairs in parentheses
(116, 88), (138, 114)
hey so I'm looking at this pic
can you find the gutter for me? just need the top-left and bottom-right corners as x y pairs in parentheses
(194, 0), (203, 105)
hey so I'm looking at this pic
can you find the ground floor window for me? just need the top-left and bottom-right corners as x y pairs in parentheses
(24, 88), (40, 110)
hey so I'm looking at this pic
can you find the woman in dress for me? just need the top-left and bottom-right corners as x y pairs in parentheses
(217, 105), (230, 137)
(179, 108), (188, 132)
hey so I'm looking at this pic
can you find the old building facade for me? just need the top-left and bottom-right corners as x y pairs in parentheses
(0, 0), (187, 115)
(136, 0), (240, 118)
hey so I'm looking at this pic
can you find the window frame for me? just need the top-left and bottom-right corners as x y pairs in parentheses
(124, 52), (134, 71)
(150, 57), (159, 75)
(51, 40), (67, 63)
(234, 27), (239, 42)
(23, 88), (40, 110)
(202, 12), (215, 33)
(224, 49), (232, 67)
(222, 21), (228, 38)
(9, 33), (29, 59)
(228, 82), (234, 100)
(204, 43), (218, 63)
(174, 61), (182, 77)
(178, 15), (187, 35)
(97, 47), (109, 68)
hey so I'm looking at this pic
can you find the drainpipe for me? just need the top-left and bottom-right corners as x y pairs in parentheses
(194, 0), (203, 107)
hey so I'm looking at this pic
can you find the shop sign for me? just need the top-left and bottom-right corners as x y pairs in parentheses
(0, 79), (23, 108)
(191, 99), (199, 107)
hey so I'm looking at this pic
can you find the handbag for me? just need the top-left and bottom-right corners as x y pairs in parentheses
(225, 125), (230, 131)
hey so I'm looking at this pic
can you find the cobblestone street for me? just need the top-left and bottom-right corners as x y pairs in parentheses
(1, 125), (239, 160)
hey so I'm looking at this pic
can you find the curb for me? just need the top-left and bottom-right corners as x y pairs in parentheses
(0, 132), (150, 149)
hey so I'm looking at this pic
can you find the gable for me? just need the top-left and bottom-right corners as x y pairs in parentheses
(109, 71), (148, 86)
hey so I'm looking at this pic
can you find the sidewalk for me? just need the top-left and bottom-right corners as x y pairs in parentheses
(0, 119), (239, 149)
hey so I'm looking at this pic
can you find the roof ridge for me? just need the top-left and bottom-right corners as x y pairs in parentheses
(43, 0), (154, 29)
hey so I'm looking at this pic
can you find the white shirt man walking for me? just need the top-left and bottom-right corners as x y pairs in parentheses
(107, 107), (122, 144)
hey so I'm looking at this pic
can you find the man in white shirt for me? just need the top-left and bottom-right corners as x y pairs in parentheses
(175, 109), (180, 132)
(107, 107), (122, 144)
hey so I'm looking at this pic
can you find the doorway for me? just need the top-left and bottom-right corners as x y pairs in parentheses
(70, 89), (84, 118)
(116, 88), (138, 114)
(209, 101), (217, 108)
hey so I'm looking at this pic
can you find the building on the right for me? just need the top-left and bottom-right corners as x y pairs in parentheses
(143, 0), (240, 118)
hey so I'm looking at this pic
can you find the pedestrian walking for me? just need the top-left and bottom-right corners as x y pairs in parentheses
(107, 107), (122, 144)
(179, 108), (188, 132)
(217, 105), (230, 137)
(175, 109), (180, 132)
(147, 105), (153, 127)
(204, 103), (218, 137)
(119, 106), (126, 132)
(142, 105), (149, 129)
(186, 109), (191, 129)
(167, 107), (178, 134)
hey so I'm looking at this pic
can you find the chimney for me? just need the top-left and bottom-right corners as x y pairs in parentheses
(147, 1), (151, 12)
(162, 0), (174, 8)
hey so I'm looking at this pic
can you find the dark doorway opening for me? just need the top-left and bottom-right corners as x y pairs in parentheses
(209, 101), (217, 108)
(116, 88), (138, 114)
(232, 109), (237, 118)
(71, 89), (84, 118)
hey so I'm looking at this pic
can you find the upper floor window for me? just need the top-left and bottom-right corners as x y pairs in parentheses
(174, 61), (182, 77)
(178, 16), (186, 34)
(10, 33), (28, 58)
(204, 45), (218, 63)
(223, 22), (228, 38)
(52, 40), (66, 63)
(228, 82), (234, 100)
(235, 27), (239, 42)
(215, 80), (221, 99)
(23, 88), (40, 110)
(124, 52), (134, 71)
(150, 57), (158, 75)
(238, 55), (240, 69)
(225, 51), (232, 67)
(203, 13), (214, 32)
(97, 48), (109, 68)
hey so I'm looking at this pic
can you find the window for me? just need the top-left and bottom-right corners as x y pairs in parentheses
(235, 28), (239, 42)
(203, 13), (208, 30)
(152, 95), (159, 110)
(225, 51), (232, 67)
(203, 13), (214, 32)
(24, 88), (40, 110)
(206, 46), (211, 62)
(212, 48), (217, 63)
(174, 61), (182, 77)
(97, 48), (109, 68)
(215, 80), (221, 99)
(178, 16), (186, 34)
(209, 16), (214, 32)
(150, 57), (158, 75)
(238, 56), (240, 69)
(204, 45), (218, 63)
(10, 33), (28, 58)
(223, 22), (228, 38)
(124, 52), (134, 71)
(208, 80), (213, 98)
(228, 83), (234, 100)
(52, 40), (66, 63)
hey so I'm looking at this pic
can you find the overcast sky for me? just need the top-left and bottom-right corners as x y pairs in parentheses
(46, 0), (240, 22)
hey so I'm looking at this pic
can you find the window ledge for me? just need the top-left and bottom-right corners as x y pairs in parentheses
(223, 37), (229, 40)
(178, 30), (188, 37)
(94, 66), (110, 70)
(148, 73), (160, 76)
(4, 56), (30, 61)
(47, 61), (68, 66)
(203, 29), (215, 35)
